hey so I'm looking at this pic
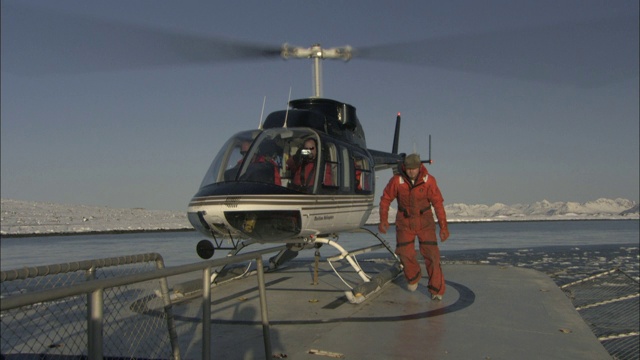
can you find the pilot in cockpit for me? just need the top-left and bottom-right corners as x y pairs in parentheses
(287, 138), (332, 192)
(287, 138), (317, 191)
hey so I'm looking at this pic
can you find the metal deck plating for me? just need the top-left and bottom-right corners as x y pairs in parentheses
(169, 261), (610, 359)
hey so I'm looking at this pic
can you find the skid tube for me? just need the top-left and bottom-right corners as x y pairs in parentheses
(315, 228), (402, 304)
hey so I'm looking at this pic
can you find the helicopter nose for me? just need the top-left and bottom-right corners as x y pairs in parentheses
(225, 210), (302, 242)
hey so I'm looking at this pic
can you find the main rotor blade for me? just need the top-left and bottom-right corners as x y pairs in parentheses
(1, 4), (282, 75)
(4, 4), (637, 87)
(355, 17), (639, 87)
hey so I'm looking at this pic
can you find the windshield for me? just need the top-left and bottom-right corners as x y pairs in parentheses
(199, 130), (260, 187)
(199, 128), (329, 193)
(239, 129), (321, 191)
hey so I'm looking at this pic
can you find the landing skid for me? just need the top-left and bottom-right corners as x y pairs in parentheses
(313, 229), (402, 304)
(195, 227), (401, 304)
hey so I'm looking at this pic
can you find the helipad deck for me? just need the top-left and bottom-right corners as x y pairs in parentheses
(169, 261), (610, 359)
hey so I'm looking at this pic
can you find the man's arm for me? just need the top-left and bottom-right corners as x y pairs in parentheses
(378, 177), (397, 234)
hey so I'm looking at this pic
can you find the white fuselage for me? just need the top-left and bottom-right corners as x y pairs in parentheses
(188, 193), (374, 243)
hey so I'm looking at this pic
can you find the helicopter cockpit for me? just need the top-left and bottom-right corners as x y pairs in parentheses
(197, 127), (373, 196)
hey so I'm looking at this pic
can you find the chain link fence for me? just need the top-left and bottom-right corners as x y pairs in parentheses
(1, 253), (178, 359)
(561, 268), (640, 360)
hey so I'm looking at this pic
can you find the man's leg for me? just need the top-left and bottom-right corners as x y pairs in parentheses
(418, 230), (445, 297)
(395, 229), (421, 286)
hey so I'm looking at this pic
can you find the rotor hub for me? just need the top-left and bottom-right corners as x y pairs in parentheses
(281, 44), (352, 61)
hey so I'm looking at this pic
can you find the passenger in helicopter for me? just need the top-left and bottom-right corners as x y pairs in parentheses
(287, 138), (331, 192)
(240, 139), (282, 185)
(354, 159), (372, 191)
(355, 160), (364, 191)
(238, 140), (251, 163)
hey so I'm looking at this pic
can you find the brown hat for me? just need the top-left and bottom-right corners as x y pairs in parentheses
(404, 153), (421, 169)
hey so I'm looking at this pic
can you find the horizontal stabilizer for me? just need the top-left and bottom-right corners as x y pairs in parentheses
(369, 149), (404, 172)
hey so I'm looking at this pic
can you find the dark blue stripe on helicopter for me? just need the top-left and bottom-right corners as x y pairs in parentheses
(194, 182), (300, 197)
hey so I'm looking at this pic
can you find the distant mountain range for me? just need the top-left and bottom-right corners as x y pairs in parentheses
(1, 197), (638, 236)
(367, 198), (639, 223)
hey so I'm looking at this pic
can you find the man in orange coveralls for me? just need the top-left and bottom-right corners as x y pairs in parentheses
(378, 153), (450, 300)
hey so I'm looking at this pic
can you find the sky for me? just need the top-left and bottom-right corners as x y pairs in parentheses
(1, 0), (638, 211)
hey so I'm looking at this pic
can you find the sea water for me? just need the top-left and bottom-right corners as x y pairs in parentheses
(0, 220), (638, 270)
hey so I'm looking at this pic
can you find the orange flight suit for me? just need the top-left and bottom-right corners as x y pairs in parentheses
(379, 164), (448, 296)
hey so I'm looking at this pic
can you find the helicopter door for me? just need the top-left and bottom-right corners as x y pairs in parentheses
(340, 146), (352, 192)
(353, 153), (373, 193)
(321, 142), (339, 189)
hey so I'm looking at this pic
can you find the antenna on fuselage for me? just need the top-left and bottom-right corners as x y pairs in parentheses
(258, 96), (266, 129)
(283, 87), (292, 128)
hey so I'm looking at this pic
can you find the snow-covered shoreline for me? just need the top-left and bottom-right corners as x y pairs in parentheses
(1, 198), (637, 237)
(366, 199), (639, 224)
(0, 199), (193, 237)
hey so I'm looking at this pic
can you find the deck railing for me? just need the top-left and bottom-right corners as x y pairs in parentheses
(1, 245), (286, 360)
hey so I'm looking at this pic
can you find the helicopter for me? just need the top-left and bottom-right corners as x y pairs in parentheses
(187, 93), (407, 244)
(186, 45), (418, 299)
